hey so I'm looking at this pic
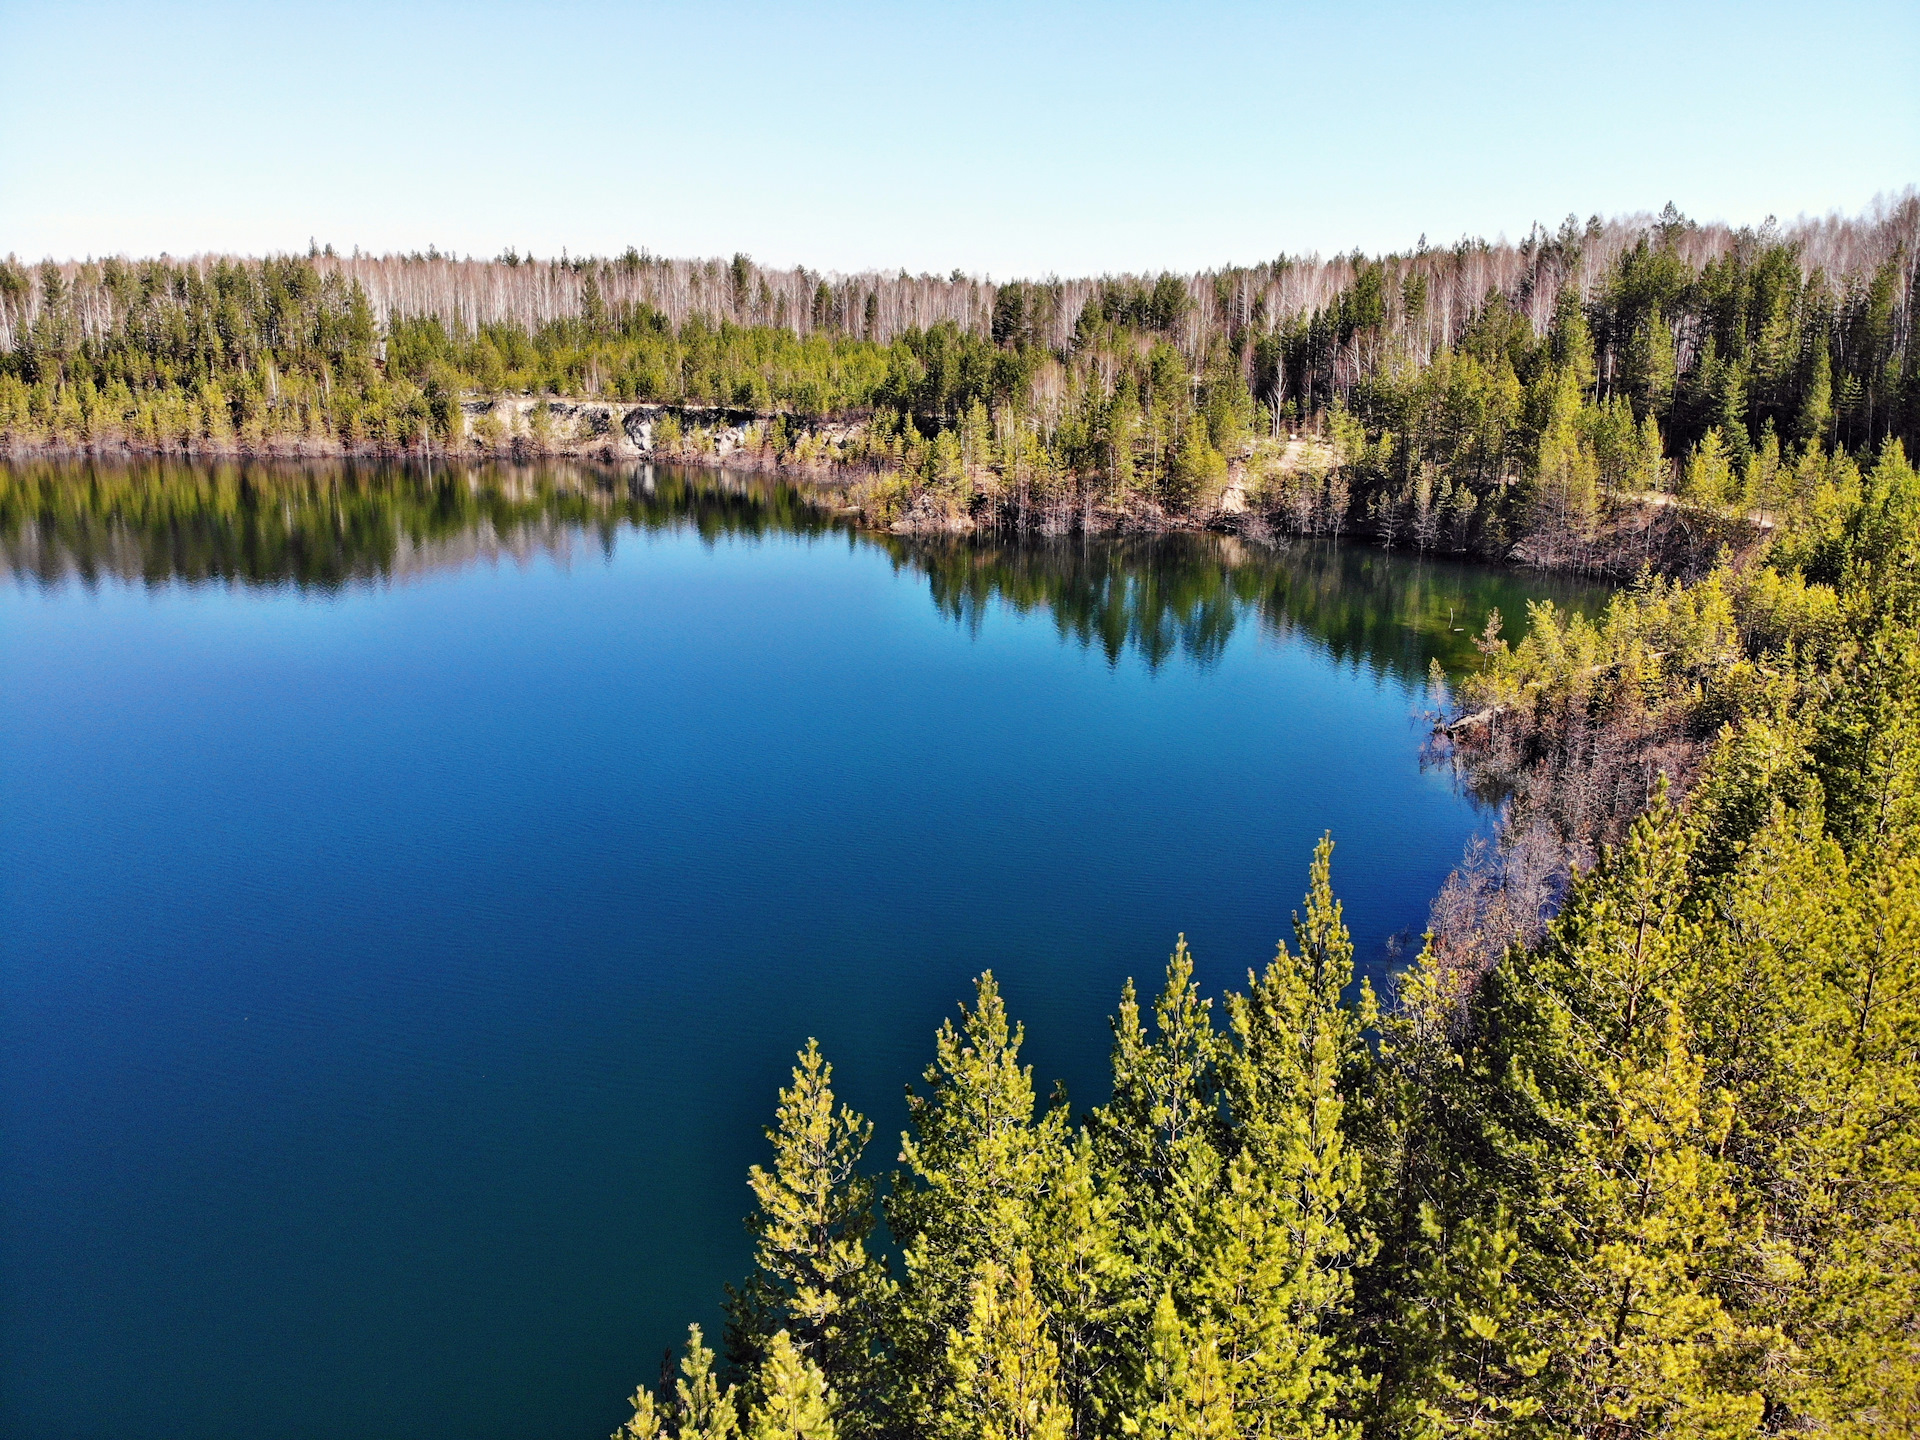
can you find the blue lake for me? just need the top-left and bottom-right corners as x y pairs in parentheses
(0, 461), (1606, 1440)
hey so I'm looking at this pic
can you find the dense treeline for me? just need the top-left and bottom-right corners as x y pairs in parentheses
(1, 195), (1913, 572)
(621, 440), (1919, 1440)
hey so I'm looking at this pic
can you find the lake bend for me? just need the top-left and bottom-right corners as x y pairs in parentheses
(0, 459), (1609, 1440)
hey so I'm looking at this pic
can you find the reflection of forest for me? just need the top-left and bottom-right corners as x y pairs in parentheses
(2, 458), (1608, 678)
(894, 533), (1610, 678)
(0, 457), (833, 592)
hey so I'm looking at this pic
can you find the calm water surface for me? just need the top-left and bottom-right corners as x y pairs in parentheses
(0, 460), (1607, 1440)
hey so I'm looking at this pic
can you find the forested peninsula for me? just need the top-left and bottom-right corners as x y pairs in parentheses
(3, 194), (1916, 573)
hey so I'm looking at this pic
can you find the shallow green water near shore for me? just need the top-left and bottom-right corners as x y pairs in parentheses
(0, 459), (1607, 1440)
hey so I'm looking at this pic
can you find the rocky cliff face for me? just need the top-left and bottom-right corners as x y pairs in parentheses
(459, 397), (803, 460)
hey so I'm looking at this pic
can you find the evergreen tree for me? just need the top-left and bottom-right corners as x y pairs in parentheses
(938, 1253), (1072, 1440)
(1695, 804), (1920, 1437)
(746, 1332), (838, 1440)
(1348, 943), (1492, 1440)
(1524, 369), (1602, 558)
(1683, 427), (1734, 506)
(1798, 345), (1835, 450)
(1026, 1129), (1132, 1434)
(726, 1041), (889, 1418)
(889, 975), (1070, 1430)
(1401, 1206), (1548, 1440)
(619, 1327), (742, 1440)
(1203, 836), (1374, 1438)
(1469, 798), (1759, 1438)
(1635, 410), (1669, 493)
(1547, 287), (1597, 396)
(1714, 360), (1753, 474)
(1122, 1292), (1235, 1440)
(1090, 940), (1224, 1320)
(1625, 306), (1677, 423)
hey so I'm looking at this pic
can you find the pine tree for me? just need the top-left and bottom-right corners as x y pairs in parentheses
(1626, 306), (1676, 423)
(938, 1253), (1072, 1440)
(1349, 940), (1492, 1440)
(889, 975), (1070, 1429)
(683, 1328), (744, 1440)
(618, 1326), (742, 1440)
(1468, 797), (1760, 1438)
(1695, 803), (1920, 1438)
(1524, 369), (1602, 559)
(1026, 1129), (1132, 1434)
(1090, 939), (1224, 1319)
(726, 1040), (888, 1409)
(1813, 444), (1920, 857)
(1715, 360), (1753, 475)
(1548, 287), (1597, 396)
(1402, 1206), (1548, 1440)
(1635, 410), (1668, 493)
(746, 1332), (837, 1440)
(1683, 427), (1734, 507)
(1122, 1291), (1235, 1440)
(1199, 835), (1374, 1438)
(1813, 618), (1920, 857)
(1798, 345), (1835, 450)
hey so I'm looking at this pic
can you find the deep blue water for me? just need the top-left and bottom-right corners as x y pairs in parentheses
(0, 462), (1605, 1440)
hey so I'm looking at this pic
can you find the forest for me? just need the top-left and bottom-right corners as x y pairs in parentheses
(1, 195), (1914, 573)
(617, 437), (1920, 1440)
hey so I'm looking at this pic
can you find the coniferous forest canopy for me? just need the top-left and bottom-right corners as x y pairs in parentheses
(4, 194), (1919, 1440)
(3, 194), (1916, 571)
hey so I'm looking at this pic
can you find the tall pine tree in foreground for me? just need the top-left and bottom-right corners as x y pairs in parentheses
(748, 1332), (839, 1440)
(888, 974), (1071, 1435)
(726, 1039), (889, 1425)
(1208, 835), (1373, 1439)
(1090, 938), (1223, 1389)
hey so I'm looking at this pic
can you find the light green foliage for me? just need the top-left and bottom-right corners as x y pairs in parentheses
(1092, 939), (1223, 1311)
(1699, 807), (1920, 1438)
(1461, 802), (1757, 1437)
(1167, 417), (1229, 509)
(1123, 1292), (1235, 1440)
(1210, 836), (1371, 1437)
(746, 1332), (838, 1440)
(1403, 1206), (1548, 1440)
(1026, 1130), (1131, 1429)
(726, 1041), (888, 1410)
(938, 1254), (1071, 1440)
(887, 974), (1071, 1427)
(1812, 443), (1920, 853)
(619, 1326), (740, 1440)
(1683, 428), (1735, 506)
(1798, 347), (1835, 449)
(1524, 369), (1601, 556)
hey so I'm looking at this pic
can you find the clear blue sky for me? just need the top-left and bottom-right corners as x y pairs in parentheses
(3, 0), (1914, 274)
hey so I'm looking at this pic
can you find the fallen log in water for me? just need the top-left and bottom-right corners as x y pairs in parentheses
(1441, 705), (1506, 737)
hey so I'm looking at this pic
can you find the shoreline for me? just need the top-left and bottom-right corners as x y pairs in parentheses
(0, 429), (1751, 578)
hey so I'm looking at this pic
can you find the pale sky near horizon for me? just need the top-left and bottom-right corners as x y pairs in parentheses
(2, 0), (1915, 276)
